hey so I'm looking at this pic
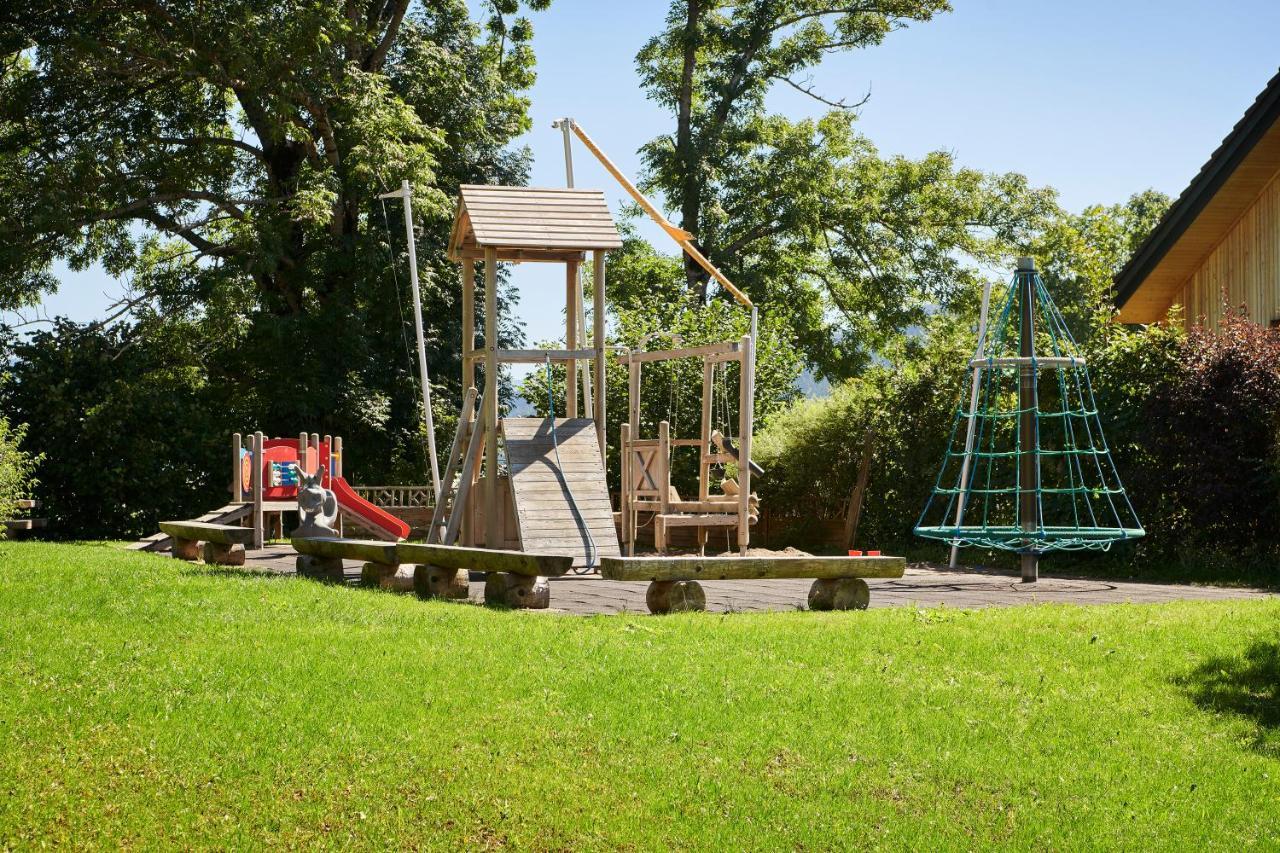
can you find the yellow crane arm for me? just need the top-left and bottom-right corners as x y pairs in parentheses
(564, 119), (753, 310)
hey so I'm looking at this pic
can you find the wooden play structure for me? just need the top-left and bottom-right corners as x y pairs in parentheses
(135, 431), (408, 553)
(431, 182), (624, 570)
(618, 335), (759, 556)
(428, 121), (765, 574)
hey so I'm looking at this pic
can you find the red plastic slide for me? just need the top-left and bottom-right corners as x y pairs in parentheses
(329, 475), (411, 540)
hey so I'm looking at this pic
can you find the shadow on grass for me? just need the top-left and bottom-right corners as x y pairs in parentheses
(1179, 641), (1280, 757)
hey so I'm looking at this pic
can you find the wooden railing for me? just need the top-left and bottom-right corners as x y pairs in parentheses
(352, 485), (435, 509)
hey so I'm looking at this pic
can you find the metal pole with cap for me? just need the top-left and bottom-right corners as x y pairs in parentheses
(1016, 256), (1040, 582)
(378, 179), (441, 500)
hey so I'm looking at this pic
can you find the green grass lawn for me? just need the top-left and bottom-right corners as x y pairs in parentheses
(1, 542), (1277, 849)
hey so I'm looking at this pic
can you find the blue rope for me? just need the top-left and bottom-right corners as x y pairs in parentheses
(545, 356), (598, 574)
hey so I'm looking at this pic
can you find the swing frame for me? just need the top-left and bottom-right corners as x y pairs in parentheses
(618, 335), (757, 556)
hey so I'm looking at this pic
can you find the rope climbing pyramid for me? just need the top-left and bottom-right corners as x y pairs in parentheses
(914, 257), (1144, 580)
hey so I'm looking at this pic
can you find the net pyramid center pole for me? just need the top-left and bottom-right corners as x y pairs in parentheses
(1017, 256), (1039, 582)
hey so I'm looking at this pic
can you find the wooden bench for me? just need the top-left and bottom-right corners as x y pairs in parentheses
(599, 555), (906, 613)
(291, 536), (407, 588)
(159, 520), (255, 566)
(396, 542), (573, 608)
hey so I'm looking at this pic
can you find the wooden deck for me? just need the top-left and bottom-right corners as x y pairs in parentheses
(228, 545), (1274, 615)
(503, 417), (620, 569)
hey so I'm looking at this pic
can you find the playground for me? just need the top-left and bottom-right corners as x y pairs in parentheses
(11, 4), (1280, 847)
(127, 121), (1160, 618)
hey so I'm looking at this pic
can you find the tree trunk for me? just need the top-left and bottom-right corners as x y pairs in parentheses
(677, 0), (708, 300)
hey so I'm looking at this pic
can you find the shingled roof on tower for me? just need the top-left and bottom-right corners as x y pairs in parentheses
(447, 184), (622, 263)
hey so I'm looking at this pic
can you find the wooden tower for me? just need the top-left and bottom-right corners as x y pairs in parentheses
(442, 185), (623, 564)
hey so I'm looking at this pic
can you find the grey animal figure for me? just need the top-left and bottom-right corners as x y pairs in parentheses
(293, 466), (339, 538)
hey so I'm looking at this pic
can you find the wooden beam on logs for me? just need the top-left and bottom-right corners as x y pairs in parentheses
(396, 542), (573, 577)
(600, 555), (905, 582)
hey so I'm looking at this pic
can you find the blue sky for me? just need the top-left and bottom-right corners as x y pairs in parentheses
(15, 0), (1280, 364)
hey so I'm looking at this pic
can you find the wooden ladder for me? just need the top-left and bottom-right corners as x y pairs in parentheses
(425, 385), (491, 545)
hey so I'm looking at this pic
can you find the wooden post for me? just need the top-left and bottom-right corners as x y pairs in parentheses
(252, 431), (264, 550)
(334, 435), (343, 479)
(843, 425), (876, 550)
(737, 334), (754, 555)
(620, 422), (631, 554)
(1017, 258), (1039, 582)
(231, 433), (242, 501)
(566, 260), (579, 418)
(323, 434), (332, 477)
(628, 357), (641, 432)
(462, 261), (475, 393)
(298, 431), (309, 474)
(699, 358), (713, 502)
(592, 249), (606, 463)
(484, 247), (499, 548)
(656, 420), (670, 554)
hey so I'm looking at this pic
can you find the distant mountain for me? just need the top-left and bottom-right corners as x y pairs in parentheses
(795, 369), (830, 399)
(507, 393), (535, 417)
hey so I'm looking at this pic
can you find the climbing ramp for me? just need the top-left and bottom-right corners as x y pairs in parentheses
(915, 259), (1144, 556)
(503, 417), (621, 569)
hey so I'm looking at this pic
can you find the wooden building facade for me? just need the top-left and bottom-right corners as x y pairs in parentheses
(1116, 69), (1280, 328)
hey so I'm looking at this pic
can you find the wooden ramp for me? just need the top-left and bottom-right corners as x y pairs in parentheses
(502, 418), (620, 569)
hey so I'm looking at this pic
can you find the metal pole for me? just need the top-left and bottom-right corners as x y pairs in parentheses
(1017, 257), (1040, 582)
(380, 180), (441, 500)
(948, 277), (995, 568)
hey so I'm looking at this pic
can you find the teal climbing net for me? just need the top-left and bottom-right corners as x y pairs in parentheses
(914, 261), (1144, 554)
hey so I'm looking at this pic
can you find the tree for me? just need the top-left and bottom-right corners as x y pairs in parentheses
(0, 1), (550, 515)
(633, 0), (1057, 378)
(1026, 189), (1171, 342)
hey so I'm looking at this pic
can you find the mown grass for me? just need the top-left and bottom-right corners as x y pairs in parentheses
(1, 541), (1278, 849)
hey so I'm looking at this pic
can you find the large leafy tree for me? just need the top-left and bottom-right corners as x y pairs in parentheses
(632, 0), (1058, 377)
(0, 1), (549, 534)
(1, 0), (550, 458)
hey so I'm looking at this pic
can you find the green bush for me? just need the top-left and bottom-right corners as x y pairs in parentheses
(1096, 312), (1280, 569)
(754, 316), (970, 551)
(0, 416), (41, 535)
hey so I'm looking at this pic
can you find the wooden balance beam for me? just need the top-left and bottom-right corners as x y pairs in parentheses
(291, 536), (408, 589)
(600, 555), (906, 614)
(289, 538), (574, 608)
(397, 542), (573, 609)
(159, 520), (255, 566)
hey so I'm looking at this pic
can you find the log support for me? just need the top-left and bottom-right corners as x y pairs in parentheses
(646, 580), (707, 614)
(296, 554), (345, 583)
(414, 565), (470, 600)
(484, 573), (550, 609)
(808, 577), (870, 611)
(172, 537), (200, 562)
(360, 561), (404, 589)
(201, 541), (246, 567)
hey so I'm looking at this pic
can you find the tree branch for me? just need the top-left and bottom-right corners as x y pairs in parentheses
(770, 74), (870, 111)
(365, 0), (410, 71)
(155, 135), (267, 161)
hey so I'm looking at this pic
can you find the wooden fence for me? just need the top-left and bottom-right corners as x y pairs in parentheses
(351, 485), (852, 553)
